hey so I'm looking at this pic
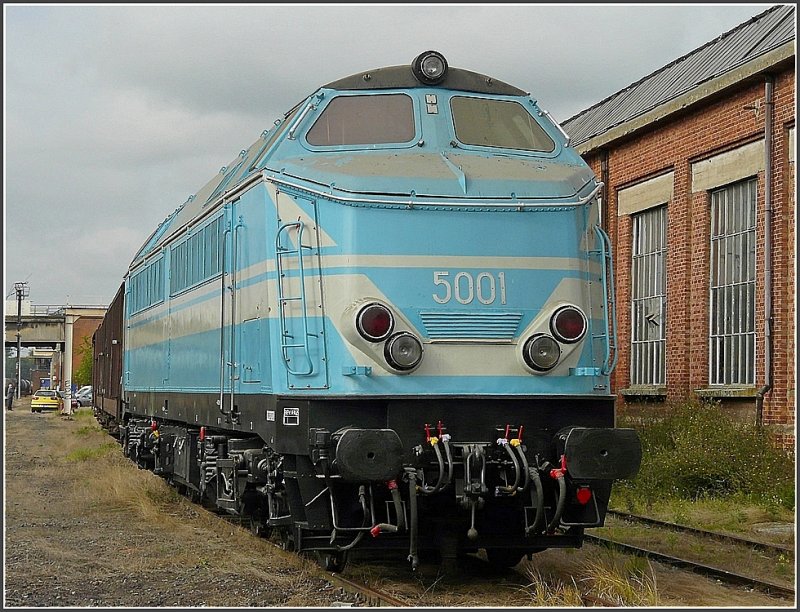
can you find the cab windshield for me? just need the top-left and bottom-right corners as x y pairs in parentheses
(451, 96), (556, 152)
(306, 94), (415, 146)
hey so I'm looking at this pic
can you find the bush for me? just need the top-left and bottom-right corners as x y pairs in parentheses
(616, 401), (795, 510)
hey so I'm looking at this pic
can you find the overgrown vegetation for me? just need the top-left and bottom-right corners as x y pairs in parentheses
(579, 550), (659, 606)
(519, 550), (659, 606)
(614, 401), (795, 514)
(73, 336), (93, 387)
(65, 442), (118, 462)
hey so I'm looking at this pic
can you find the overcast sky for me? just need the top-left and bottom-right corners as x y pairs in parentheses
(3, 3), (782, 307)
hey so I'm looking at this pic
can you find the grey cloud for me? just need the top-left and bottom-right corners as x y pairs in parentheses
(4, 3), (773, 304)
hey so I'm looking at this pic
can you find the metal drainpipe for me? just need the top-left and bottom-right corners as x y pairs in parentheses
(601, 149), (610, 231)
(756, 75), (774, 426)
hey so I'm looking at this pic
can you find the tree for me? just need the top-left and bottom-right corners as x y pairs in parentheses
(73, 336), (93, 387)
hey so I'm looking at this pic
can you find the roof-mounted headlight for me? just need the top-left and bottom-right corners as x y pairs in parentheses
(412, 50), (448, 85)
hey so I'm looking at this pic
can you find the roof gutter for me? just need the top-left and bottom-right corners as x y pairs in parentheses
(573, 41), (794, 155)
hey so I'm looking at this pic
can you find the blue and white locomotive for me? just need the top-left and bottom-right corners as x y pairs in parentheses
(94, 51), (641, 572)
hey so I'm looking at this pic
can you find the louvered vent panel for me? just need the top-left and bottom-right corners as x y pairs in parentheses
(419, 311), (523, 339)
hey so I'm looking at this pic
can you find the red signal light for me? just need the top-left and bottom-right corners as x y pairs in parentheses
(576, 486), (592, 505)
(551, 306), (587, 343)
(356, 303), (394, 342)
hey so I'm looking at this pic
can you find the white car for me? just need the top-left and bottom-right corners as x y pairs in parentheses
(74, 385), (93, 407)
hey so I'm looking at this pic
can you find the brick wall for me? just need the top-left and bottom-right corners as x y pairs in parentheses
(584, 65), (795, 449)
(71, 316), (102, 379)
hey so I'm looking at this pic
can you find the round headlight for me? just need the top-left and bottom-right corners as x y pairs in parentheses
(412, 50), (448, 85)
(356, 303), (394, 342)
(385, 332), (423, 371)
(550, 306), (587, 343)
(523, 334), (561, 372)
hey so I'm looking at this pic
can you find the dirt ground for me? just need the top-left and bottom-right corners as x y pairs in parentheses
(3, 399), (796, 608)
(3, 401), (364, 608)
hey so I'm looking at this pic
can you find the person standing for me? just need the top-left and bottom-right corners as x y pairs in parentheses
(6, 383), (14, 411)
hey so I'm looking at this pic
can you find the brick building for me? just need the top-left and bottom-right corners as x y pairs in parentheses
(70, 314), (103, 379)
(563, 5), (796, 447)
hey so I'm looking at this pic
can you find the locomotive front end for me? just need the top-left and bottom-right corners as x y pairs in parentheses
(259, 51), (642, 569)
(109, 51), (641, 574)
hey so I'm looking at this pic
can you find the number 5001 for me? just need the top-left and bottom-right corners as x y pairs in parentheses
(432, 271), (507, 305)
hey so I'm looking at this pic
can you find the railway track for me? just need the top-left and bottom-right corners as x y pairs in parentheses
(585, 530), (795, 602)
(209, 506), (622, 607)
(607, 509), (794, 555)
(107, 424), (794, 607)
(323, 573), (410, 608)
(326, 560), (620, 608)
(180, 498), (800, 606)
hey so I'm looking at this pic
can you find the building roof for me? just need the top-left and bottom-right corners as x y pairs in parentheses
(563, 4), (796, 150)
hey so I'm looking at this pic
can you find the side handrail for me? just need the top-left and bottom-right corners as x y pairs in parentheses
(593, 225), (618, 375)
(275, 221), (315, 376)
(218, 221), (232, 419)
(229, 218), (243, 420)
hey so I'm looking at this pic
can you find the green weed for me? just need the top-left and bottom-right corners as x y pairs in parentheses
(615, 401), (795, 512)
(74, 424), (102, 436)
(65, 442), (118, 462)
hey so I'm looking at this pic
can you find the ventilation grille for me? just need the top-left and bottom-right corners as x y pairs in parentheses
(419, 311), (523, 339)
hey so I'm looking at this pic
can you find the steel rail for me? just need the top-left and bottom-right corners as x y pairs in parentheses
(584, 534), (795, 601)
(325, 573), (411, 608)
(579, 593), (622, 607)
(606, 509), (794, 555)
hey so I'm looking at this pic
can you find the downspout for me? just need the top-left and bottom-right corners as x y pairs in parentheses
(755, 75), (774, 426)
(600, 149), (610, 231)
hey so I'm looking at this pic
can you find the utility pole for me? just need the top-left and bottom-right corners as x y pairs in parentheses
(14, 281), (29, 399)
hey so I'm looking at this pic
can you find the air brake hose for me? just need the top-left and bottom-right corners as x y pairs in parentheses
(369, 483), (406, 536)
(526, 468), (544, 535)
(407, 469), (419, 570)
(442, 435), (454, 486)
(335, 529), (366, 551)
(331, 486), (369, 551)
(513, 442), (530, 493)
(499, 442), (521, 494)
(391, 485), (406, 532)
(420, 439), (446, 494)
(546, 474), (566, 534)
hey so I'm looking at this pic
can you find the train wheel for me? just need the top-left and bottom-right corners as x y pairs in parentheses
(278, 528), (295, 552)
(315, 550), (348, 573)
(485, 548), (525, 569)
(248, 514), (272, 539)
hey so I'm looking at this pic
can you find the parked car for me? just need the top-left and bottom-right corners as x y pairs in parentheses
(30, 390), (64, 413)
(75, 386), (93, 407)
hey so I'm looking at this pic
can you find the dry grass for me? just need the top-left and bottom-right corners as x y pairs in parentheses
(578, 549), (659, 606)
(517, 548), (659, 607)
(518, 566), (585, 606)
(610, 495), (795, 548)
(51, 411), (314, 585)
